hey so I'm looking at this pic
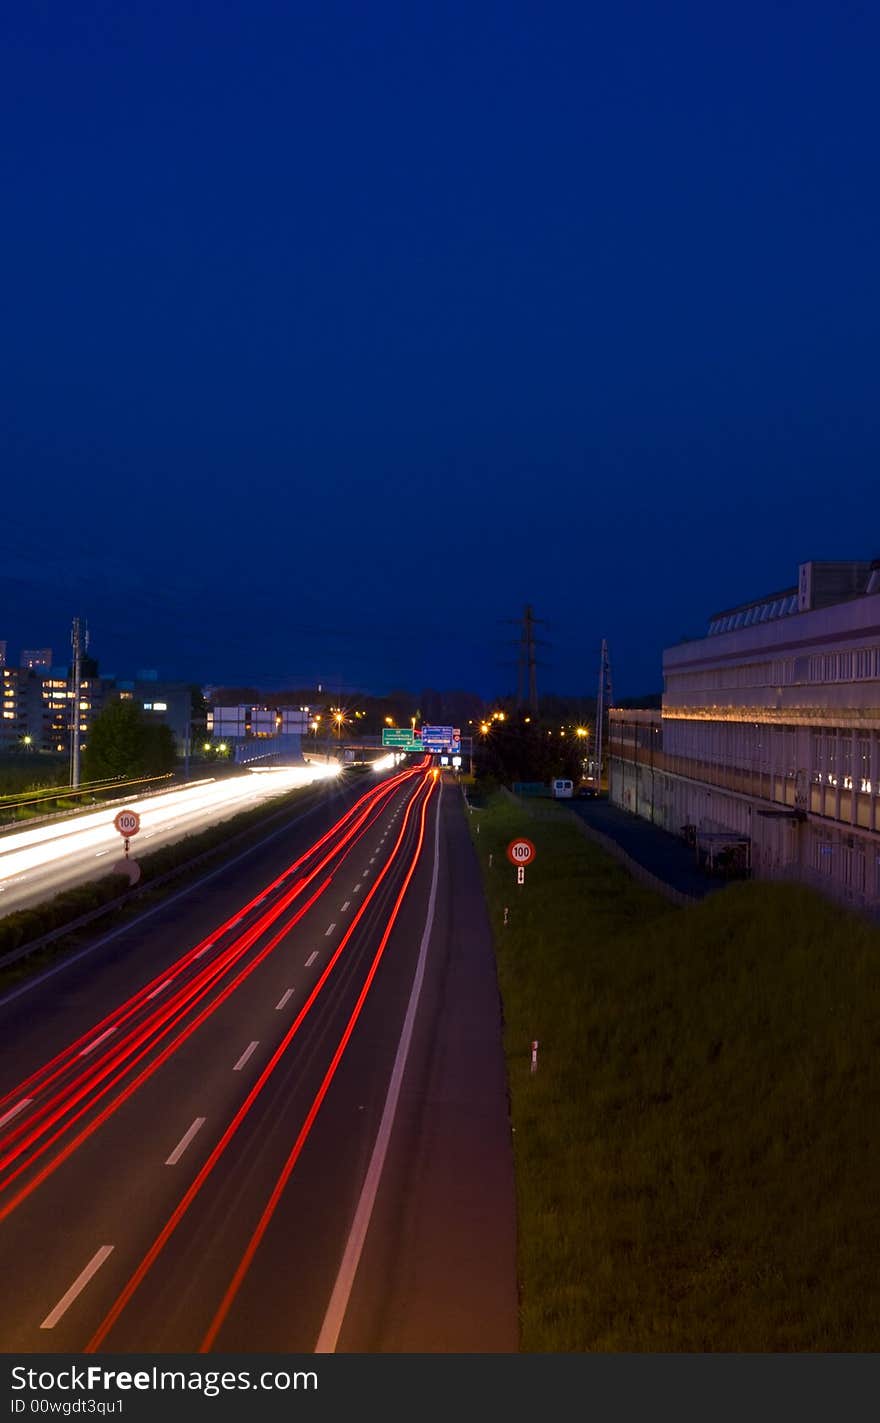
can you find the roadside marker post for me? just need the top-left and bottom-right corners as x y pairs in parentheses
(530, 1040), (539, 1073)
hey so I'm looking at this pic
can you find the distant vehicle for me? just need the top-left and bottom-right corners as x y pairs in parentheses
(576, 782), (600, 799)
(551, 778), (574, 799)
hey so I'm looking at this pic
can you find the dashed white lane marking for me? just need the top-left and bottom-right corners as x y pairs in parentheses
(79, 1025), (118, 1057)
(166, 1117), (206, 1165)
(233, 1041), (259, 1072)
(341, 900), (351, 912)
(148, 978), (172, 999)
(0, 1098), (32, 1130)
(41, 1246), (114, 1329)
(305, 951), (319, 967)
(325, 923), (336, 937)
(354, 883), (362, 893)
(94, 850), (111, 857)
(369, 856), (376, 864)
(362, 870), (370, 878)
(275, 989), (294, 1010)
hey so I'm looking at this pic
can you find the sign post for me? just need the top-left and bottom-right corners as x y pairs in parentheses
(113, 809), (141, 883)
(506, 837), (536, 886)
(114, 808), (141, 855)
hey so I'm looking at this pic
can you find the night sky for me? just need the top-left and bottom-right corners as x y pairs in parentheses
(3, 2), (879, 699)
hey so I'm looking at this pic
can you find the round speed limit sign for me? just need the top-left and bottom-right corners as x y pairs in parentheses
(506, 838), (536, 867)
(114, 809), (141, 837)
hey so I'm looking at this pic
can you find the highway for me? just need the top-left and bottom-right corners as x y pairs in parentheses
(0, 762), (518, 1353)
(0, 763), (343, 916)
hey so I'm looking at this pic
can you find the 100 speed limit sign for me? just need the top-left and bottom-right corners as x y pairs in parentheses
(506, 838), (536, 867)
(113, 809), (141, 837)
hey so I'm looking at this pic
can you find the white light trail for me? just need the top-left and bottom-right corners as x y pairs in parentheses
(0, 765), (338, 889)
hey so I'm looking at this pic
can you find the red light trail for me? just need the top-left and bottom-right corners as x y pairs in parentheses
(85, 770), (438, 1352)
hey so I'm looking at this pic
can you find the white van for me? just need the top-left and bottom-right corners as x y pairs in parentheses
(551, 778), (574, 799)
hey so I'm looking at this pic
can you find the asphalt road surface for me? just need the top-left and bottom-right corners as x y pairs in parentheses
(0, 764), (518, 1353)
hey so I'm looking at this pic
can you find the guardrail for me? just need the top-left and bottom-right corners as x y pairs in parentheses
(0, 776), (210, 838)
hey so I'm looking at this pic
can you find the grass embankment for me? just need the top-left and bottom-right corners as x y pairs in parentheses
(0, 779), (329, 990)
(470, 793), (880, 1351)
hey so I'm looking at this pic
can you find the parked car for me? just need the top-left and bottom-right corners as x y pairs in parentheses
(551, 778), (574, 799)
(576, 782), (600, 799)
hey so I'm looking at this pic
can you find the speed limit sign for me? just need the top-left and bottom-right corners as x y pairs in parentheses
(506, 838), (536, 867)
(114, 809), (141, 837)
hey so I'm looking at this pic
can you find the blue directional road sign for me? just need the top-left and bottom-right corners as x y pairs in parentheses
(420, 725), (461, 753)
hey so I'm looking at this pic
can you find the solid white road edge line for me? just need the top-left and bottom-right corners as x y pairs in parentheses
(40, 1246), (115, 1329)
(233, 1041), (259, 1072)
(314, 778), (443, 1354)
(166, 1117), (206, 1165)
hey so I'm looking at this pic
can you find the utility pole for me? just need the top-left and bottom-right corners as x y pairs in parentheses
(526, 605), (538, 716)
(516, 604), (542, 716)
(594, 638), (612, 791)
(69, 616), (87, 788)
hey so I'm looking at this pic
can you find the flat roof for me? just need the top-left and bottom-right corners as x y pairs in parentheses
(708, 586), (797, 622)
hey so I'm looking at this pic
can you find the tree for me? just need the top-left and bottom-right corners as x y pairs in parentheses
(83, 700), (177, 780)
(475, 717), (584, 786)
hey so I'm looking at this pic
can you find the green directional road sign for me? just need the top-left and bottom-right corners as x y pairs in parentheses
(381, 728), (423, 750)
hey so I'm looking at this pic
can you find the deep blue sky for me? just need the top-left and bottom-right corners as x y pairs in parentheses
(3, 2), (879, 699)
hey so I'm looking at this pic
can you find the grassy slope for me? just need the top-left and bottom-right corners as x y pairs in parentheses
(469, 793), (880, 1351)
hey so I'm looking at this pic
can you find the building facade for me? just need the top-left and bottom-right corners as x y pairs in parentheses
(0, 667), (44, 749)
(609, 560), (880, 911)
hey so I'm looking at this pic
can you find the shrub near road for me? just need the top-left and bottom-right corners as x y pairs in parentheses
(470, 792), (880, 1351)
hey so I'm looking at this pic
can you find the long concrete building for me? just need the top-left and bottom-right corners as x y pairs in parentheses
(609, 560), (880, 912)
